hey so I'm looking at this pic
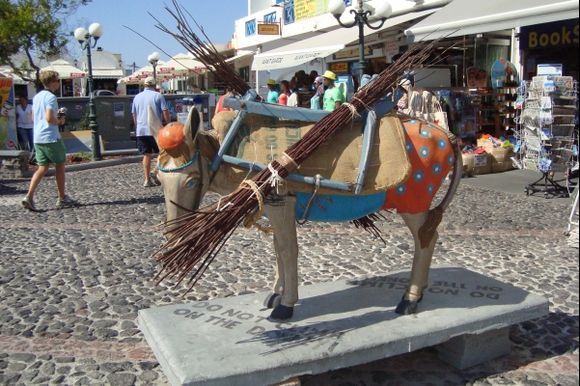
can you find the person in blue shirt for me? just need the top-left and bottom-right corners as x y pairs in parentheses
(266, 79), (279, 104)
(310, 76), (324, 110)
(132, 76), (170, 187)
(21, 70), (78, 211)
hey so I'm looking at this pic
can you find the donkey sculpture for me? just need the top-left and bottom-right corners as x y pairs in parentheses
(153, 94), (461, 322)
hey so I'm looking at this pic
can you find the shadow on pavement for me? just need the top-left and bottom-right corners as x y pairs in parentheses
(0, 181), (28, 196)
(69, 196), (166, 208)
(19, 196), (166, 213)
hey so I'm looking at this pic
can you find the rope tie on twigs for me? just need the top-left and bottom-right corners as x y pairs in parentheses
(267, 163), (283, 195)
(342, 103), (360, 119)
(351, 96), (373, 112)
(216, 196), (234, 212)
(279, 152), (298, 172)
(240, 179), (269, 232)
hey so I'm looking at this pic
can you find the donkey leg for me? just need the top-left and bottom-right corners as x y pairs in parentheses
(263, 196), (299, 321)
(263, 250), (283, 309)
(396, 212), (439, 315)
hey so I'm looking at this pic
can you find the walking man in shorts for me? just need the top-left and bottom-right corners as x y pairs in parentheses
(21, 70), (77, 211)
(132, 76), (170, 187)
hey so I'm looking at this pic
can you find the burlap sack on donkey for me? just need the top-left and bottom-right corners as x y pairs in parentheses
(208, 111), (411, 194)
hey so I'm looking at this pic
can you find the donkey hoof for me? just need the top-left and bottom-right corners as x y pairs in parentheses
(268, 305), (294, 321)
(263, 293), (281, 309)
(395, 295), (423, 315)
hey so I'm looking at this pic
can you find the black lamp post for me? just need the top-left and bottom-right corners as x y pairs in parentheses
(148, 52), (161, 83)
(74, 23), (103, 161)
(328, 0), (392, 86)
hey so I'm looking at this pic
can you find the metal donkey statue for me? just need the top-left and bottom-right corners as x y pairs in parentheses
(153, 87), (462, 322)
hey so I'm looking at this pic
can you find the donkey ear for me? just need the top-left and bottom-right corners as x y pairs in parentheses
(184, 107), (202, 145)
(148, 106), (163, 138)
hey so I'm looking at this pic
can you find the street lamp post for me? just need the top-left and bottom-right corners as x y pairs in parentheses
(74, 23), (103, 161)
(328, 0), (392, 87)
(148, 52), (161, 83)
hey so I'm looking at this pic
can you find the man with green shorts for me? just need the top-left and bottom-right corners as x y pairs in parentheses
(21, 70), (78, 211)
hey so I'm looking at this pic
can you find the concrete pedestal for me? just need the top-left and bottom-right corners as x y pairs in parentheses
(437, 326), (511, 369)
(138, 266), (548, 386)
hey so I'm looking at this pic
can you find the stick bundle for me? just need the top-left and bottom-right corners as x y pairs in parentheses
(152, 0), (250, 96)
(154, 1), (439, 292)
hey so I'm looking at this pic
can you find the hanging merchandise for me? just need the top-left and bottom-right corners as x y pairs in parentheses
(513, 75), (578, 197)
(490, 58), (519, 89)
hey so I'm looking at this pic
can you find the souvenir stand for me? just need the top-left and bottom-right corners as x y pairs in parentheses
(514, 76), (578, 197)
(447, 60), (520, 177)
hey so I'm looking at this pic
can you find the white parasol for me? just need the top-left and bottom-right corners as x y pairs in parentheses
(40, 59), (85, 79)
(163, 53), (205, 76)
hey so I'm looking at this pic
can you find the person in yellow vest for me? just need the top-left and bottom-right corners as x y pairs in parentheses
(322, 70), (344, 112)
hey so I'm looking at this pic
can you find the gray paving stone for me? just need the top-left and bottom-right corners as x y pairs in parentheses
(107, 373), (137, 386)
(9, 352), (36, 362)
(0, 163), (577, 385)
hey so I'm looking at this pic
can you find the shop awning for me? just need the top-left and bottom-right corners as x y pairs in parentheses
(225, 50), (255, 64)
(405, 0), (579, 41)
(0, 67), (29, 85)
(92, 69), (124, 79)
(252, 44), (344, 71)
(252, 10), (436, 71)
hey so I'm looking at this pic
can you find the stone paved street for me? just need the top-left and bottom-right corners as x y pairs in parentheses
(0, 164), (578, 386)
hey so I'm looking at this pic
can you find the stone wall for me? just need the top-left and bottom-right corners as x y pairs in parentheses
(0, 151), (30, 179)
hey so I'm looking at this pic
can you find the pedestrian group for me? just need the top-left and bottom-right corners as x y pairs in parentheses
(19, 68), (346, 211)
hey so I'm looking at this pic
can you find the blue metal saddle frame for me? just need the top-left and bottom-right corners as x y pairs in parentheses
(210, 89), (401, 222)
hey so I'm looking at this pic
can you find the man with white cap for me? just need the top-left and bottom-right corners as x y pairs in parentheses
(322, 70), (344, 112)
(132, 76), (170, 187)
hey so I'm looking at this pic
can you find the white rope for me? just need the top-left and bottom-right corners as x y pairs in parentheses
(216, 196), (234, 212)
(342, 102), (360, 119)
(267, 163), (283, 195)
(351, 96), (373, 112)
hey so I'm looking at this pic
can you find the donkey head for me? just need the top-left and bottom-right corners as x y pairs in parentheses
(156, 107), (211, 229)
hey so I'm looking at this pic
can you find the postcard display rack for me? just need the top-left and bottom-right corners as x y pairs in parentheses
(514, 76), (578, 197)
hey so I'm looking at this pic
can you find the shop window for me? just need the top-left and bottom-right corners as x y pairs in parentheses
(61, 79), (74, 97)
(177, 79), (187, 92)
(264, 12), (277, 24)
(239, 66), (250, 82)
(245, 19), (256, 36)
(284, 1), (295, 25)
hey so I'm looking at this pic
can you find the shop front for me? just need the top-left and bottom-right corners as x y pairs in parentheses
(404, 0), (579, 175)
(519, 18), (579, 80)
(251, 9), (435, 105)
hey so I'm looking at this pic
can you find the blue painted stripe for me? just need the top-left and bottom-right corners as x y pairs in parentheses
(295, 192), (385, 222)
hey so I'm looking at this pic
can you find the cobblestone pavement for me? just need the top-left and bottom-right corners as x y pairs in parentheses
(0, 164), (578, 386)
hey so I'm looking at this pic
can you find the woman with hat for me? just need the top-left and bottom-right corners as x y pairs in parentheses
(266, 79), (279, 104)
(322, 70), (344, 112)
(310, 75), (324, 110)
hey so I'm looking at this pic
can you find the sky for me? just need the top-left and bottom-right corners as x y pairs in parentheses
(66, 0), (248, 70)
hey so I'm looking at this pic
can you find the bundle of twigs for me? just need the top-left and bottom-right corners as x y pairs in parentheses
(151, 1), (440, 291)
(151, 0), (250, 96)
